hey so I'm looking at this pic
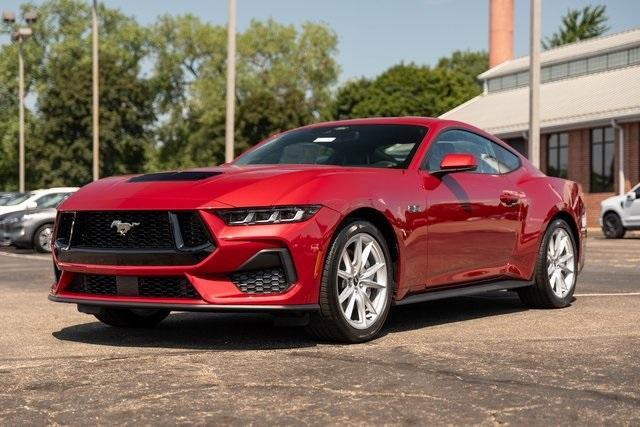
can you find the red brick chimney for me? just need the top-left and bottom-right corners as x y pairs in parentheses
(489, 0), (514, 68)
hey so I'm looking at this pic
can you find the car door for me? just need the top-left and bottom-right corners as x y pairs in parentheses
(420, 129), (522, 287)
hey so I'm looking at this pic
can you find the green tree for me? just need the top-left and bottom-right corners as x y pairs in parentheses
(331, 50), (487, 120)
(149, 17), (339, 169)
(543, 5), (609, 49)
(0, 0), (154, 189)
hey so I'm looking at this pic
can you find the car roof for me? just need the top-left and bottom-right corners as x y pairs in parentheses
(31, 187), (79, 194)
(289, 117), (494, 138)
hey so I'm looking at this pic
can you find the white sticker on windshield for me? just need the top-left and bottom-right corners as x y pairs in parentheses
(313, 137), (336, 142)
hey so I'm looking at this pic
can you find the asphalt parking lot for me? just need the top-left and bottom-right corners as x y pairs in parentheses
(0, 233), (639, 425)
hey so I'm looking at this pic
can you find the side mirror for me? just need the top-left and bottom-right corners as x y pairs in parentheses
(25, 201), (37, 210)
(432, 153), (477, 176)
(626, 191), (637, 202)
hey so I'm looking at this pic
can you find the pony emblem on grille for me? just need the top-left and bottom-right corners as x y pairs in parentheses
(110, 220), (140, 236)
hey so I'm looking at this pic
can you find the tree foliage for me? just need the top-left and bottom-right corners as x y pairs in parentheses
(0, 0), (487, 191)
(148, 16), (339, 169)
(543, 5), (609, 49)
(330, 51), (487, 120)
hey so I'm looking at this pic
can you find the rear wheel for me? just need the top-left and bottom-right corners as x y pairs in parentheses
(307, 220), (393, 343)
(33, 223), (54, 253)
(602, 212), (625, 239)
(518, 219), (577, 308)
(94, 308), (170, 328)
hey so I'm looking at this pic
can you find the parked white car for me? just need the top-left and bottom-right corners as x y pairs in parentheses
(0, 187), (79, 216)
(600, 183), (640, 238)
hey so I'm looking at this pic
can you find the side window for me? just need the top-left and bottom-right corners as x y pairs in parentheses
(424, 130), (500, 174)
(492, 141), (521, 173)
(35, 193), (69, 209)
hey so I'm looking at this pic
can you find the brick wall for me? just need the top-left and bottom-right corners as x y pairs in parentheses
(584, 192), (614, 227)
(624, 122), (640, 191)
(567, 129), (591, 191)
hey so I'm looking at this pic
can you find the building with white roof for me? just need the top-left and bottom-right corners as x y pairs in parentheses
(442, 26), (640, 225)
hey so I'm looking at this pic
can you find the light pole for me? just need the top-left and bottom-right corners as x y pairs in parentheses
(528, 0), (541, 168)
(92, 0), (99, 181)
(2, 9), (37, 192)
(225, 0), (236, 163)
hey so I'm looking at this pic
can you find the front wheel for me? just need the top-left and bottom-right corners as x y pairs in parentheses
(307, 220), (394, 343)
(602, 212), (625, 239)
(33, 223), (54, 253)
(94, 308), (170, 328)
(518, 219), (577, 308)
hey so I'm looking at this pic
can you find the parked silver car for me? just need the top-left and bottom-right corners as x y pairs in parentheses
(0, 192), (74, 252)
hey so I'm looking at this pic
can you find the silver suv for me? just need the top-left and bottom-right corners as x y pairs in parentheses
(600, 183), (640, 238)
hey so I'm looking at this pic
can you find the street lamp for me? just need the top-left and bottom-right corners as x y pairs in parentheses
(2, 9), (37, 192)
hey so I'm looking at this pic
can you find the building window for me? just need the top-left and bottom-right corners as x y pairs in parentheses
(547, 133), (568, 178)
(591, 127), (615, 193)
(486, 46), (640, 93)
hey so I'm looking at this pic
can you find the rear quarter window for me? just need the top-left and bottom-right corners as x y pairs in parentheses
(492, 142), (520, 173)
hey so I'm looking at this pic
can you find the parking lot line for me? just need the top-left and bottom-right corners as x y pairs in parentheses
(575, 292), (640, 297)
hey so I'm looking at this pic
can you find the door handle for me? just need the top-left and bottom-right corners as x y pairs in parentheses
(500, 191), (522, 206)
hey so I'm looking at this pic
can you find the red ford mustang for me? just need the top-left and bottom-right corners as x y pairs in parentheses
(49, 117), (586, 342)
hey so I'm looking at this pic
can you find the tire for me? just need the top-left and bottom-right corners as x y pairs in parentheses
(306, 220), (394, 343)
(94, 308), (170, 328)
(518, 219), (578, 308)
(602, 212), (626, 239)
(33, 223), (54, 253)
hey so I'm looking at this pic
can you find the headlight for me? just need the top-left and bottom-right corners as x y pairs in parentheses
(216, 205), (321, 226)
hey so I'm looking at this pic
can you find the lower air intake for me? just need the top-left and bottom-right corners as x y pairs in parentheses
(68, 274), (200, 299)
(230, 268), (290, 294)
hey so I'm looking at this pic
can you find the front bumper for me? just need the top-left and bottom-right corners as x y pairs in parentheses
(50, 207), (341, 308)
(0, 223), (29, 247)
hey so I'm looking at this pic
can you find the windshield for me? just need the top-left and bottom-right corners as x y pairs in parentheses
(234, 124), (428, 169)
(3, 193), (32, 206)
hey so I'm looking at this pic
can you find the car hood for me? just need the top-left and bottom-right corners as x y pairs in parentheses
(59, 165), (385, 211)
(600, 194), (625, 208)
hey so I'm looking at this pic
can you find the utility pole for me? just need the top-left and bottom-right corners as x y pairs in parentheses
(3, 10), (37, 192)
(225, 0), (236, 163)
(528, 0), (541, 168)
(18, 42), (25, 192)
(92, 0), (100, 181)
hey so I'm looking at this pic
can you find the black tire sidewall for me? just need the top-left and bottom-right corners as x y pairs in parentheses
(602, 213), (624, 239)
(324, 220), (394, 342)
(537, 219), (578, 307)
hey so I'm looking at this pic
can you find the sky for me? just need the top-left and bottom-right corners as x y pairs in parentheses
(2, 0), (639, 81)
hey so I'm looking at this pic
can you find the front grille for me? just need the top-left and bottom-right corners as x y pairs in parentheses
(71, 211), (174, 249)
(230, 268), (290, 294)
(68, 274), (199, 299)
(71, 274), (116, 295)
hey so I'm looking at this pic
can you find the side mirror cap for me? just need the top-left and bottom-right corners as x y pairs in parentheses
(25, 201), (37, 210)
(626, 191), (637, 201)
(431, 153), (477, 176)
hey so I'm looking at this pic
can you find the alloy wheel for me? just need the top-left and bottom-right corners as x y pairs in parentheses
(38, 226), (53, 252)
(546, 228), (575, 298)
(336, 232), (388, 329)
